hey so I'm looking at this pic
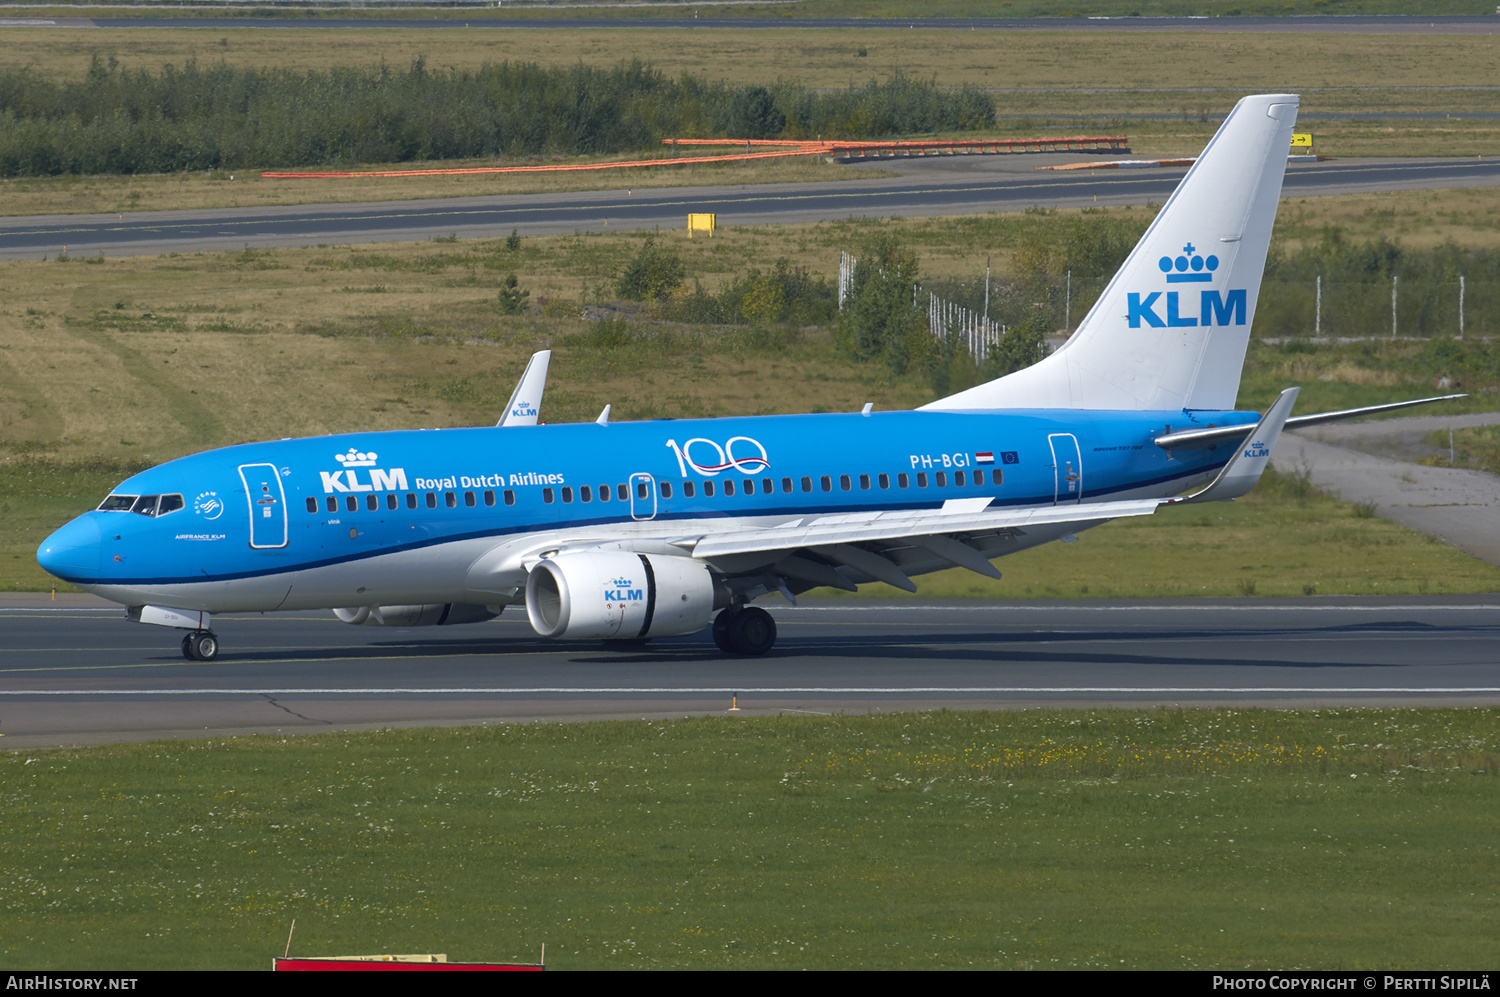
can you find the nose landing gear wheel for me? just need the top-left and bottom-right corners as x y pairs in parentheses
(181, 631), (220, 661)
(712, 607), (777, 655)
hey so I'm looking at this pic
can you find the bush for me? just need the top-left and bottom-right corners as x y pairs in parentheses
(837, 234), (926, 374)
(615, 237), (685, 302)
(495, 272), (529, 315)
(980, 315), (1048, 380)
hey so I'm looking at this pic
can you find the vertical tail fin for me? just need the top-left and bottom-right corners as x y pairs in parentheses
(497, 350), (551, 427)
(923, 94), (1299, 414)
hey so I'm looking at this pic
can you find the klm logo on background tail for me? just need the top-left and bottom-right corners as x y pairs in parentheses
(1128, 243), (1246, 329)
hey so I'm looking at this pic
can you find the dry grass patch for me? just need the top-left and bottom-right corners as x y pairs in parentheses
(5, 27), (1500, 96)
(0, 155), (864, 218)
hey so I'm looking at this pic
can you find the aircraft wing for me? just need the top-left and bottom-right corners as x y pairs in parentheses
(681, 498), (1165, 560)
(1154, 392), (1465, 451)
(667, 497), (1165, 591)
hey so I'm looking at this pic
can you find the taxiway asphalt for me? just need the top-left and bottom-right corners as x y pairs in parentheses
(5, 157), (1499, 261)
(3, 596), (1498, 750)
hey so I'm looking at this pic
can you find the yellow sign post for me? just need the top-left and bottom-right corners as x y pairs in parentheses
(688, 213), (716, 239)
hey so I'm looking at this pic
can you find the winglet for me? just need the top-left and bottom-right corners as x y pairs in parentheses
(596, 404), (612, 426)
(1174, 386), (1299, 504)
(496, 349), (551, 427)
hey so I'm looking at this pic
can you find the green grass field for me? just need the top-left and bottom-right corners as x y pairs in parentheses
(3, 709), (1495, 970)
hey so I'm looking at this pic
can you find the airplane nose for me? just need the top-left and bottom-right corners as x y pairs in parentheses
(37, 516), (103, 583)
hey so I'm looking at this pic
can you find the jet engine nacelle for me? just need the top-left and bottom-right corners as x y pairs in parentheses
(333, 604), (502, 627)
(526, 551), (715, 640)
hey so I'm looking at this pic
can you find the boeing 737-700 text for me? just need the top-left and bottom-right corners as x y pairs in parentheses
(37, 95), (1457, 660)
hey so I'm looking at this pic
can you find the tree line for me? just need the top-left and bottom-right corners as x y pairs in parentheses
(0, 57), (995, 177)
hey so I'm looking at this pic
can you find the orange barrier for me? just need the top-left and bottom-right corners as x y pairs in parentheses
(261, 135), (1130, 180)
(663, 136), (1130, 157)
(260, 147), (821, 179)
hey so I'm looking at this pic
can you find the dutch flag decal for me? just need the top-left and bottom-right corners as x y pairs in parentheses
(975, 452), (995, 464)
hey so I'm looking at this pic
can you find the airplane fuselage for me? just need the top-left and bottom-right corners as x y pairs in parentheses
(40, 407), (1255, 613)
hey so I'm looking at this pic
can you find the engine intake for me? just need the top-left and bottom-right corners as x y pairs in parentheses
(526, 551), (715, 640)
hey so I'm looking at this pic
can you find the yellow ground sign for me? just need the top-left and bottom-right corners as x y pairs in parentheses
(688, 213), (716, 238)
(1290, 133), (1313, 149)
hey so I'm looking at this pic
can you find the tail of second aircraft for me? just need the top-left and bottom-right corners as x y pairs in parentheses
(922, 93), (1299, 415)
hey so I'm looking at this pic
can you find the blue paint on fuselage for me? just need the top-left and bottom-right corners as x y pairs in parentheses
(39, 407), (1257, 589)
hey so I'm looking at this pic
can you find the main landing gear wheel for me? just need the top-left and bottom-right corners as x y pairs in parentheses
(181, 630), (220, 662)
(712, 607), (777, 656)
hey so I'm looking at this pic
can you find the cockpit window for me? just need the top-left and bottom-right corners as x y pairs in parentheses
(98, 494), (184, 517)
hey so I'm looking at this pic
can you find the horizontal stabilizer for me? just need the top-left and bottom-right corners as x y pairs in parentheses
(1173, 387), (1298, 505)
(1155, 392), (1466, 451)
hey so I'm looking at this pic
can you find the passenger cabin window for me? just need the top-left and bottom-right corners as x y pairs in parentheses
(445, 491), (457, 508)
(425, 492), (437, 509)
(936, 471), (947, 488)
(484, 490), (495, 507)
(917, 472), (928, 488)
(617, 484), (628, 501)
(346, 496), (358, 512)
(580, 485), (592, 503)
(782, 477), (793, 493)
(543, 487), (555, 504)
(684, 481), (696, 498)
(561, 486), (573, 503)
(464, 491), (476, 507)
(955, 470), (966, 486)
(598, 484), (611, 503)
(898, 473), (909, 488)
(327, 496), (338, 513)
(387, 493), (398, 510)
(859, 474), (871, 490)
(504, 490), (516, 506)
(724, 479), (735, 497)
(306, 497), (318, 513)
(820, 475), (832, 492)
(879, 473), (890, 489)
(406, 493), (418, 509)
(801, 477), (812, 493)
(366, 494), (378, 511)
(762, 478), (773, 494)
(704, 481), (715, 497)
(660, 481), (673, 499)
(839, 474), (851, 491)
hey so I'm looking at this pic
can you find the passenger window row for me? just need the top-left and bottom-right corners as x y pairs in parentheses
(307, 489), (518, 515)
(304, 468), (1003, 514)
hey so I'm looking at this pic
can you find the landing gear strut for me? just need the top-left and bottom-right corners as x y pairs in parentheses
(712, 606), (777, 655)
(180, 630), (220, 662)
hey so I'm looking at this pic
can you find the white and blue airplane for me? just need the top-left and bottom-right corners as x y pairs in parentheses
(36, 94), (1457, 660)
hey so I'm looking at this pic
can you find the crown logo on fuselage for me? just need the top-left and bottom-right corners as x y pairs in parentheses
(1159, 243), (1219, 283)
(335, 448), (379, 467)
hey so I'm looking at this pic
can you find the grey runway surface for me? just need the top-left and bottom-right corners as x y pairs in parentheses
(4, 597), (1499, 750)
(58, 15), (1500, 35)
(5, 157), (1498, 260)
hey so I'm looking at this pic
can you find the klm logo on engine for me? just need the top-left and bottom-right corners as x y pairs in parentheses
(320, 448), (409, 494)
(1127, 243), (1246, 329)
(606, 576), (644, 602)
